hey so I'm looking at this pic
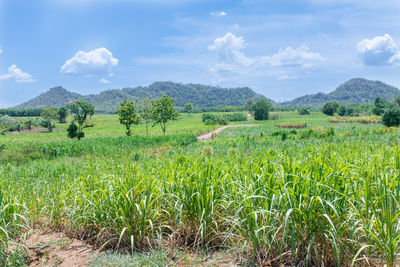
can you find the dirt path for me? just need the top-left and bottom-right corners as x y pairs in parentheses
(26, 231), (98, 267)
(197, 124), (258, 142)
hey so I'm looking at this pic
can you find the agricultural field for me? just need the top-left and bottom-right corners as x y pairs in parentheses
(2, 111), (400, 266)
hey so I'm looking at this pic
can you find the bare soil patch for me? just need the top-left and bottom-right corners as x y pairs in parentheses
(197, 124), (258, 142)
(26, 231), (98, 267)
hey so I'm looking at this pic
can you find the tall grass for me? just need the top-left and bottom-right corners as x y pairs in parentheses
(1, 112), (400, 265)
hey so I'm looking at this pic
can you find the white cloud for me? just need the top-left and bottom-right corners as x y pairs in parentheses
(261, 45), (324, 67)
(210, 11), (226, 16)
(207, 33), (323, 79)
(0, 65), (35, 83)
(277, 75), (299, 80)
(208, 32), (253, 69)
(0, 48), (2, 54)
(61, 47), (118, 76)
(100, 78), (111, 84)
(357, 34), (400, 66)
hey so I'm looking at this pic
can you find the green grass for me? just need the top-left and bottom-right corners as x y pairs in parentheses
(1, 111), (400, 265)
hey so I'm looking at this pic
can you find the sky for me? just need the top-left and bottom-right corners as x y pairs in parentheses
(1, 0), (400, 107)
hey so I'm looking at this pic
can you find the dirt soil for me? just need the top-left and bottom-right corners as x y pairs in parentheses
(197, 124), (258, 142)
(26, 231), (98, 267)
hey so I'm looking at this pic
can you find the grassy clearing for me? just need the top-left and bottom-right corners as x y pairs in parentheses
(2, 111), (400, 265)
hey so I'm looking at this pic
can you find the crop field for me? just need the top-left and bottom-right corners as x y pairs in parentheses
(2, 111), (400, 266)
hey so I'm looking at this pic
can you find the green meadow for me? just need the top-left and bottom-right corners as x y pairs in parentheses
(2, 111), (400, 266)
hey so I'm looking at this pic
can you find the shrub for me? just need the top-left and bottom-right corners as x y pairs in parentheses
(382, 104), (400, 127)
(298, 108), (310, 115)
(322, 102), (339, 116)
(252, 99), (271, 120)
(223, 113), (247, 122)
(202, 114), (227, 125)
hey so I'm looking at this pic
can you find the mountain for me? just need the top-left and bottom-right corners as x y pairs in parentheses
(281, 78), (400, 107)
(15, 82), (264, 113)
(15, 86), (82, 109)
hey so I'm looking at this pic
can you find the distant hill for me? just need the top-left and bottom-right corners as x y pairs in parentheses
(15, 82), (265, 113)
(280, 78), (400, 107)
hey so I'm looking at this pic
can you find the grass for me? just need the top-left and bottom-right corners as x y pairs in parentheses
(329, 115), (381, 124)
(1, 111), (400, 265)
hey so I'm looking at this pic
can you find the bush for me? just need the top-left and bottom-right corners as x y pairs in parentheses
(322, 102), (339, 116)
(223, 113), (247, 122)
(202, 114), (227, 125)
(382, 104), (400, 127)
(0, 115), (18, 126)
(298, 108), (310, 115)
(252, 98), (271, 120)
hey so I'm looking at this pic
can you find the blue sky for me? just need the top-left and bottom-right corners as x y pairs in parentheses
(1, 0), (400, 107)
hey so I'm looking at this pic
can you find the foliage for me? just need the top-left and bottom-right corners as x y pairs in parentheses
(298, 108), (310, 115)
(373, 97), (388, 115)
(245, 98), (254, 112)
(202, 114), (227, 125)
(382, 104), (400, 127)
(252, 98), (271, 120)
(0, 108), (44, 117)
(322, 102), (339, 116)
(58, 107), (68, 123)
(184, 103), (193, 113)
(117, 100), (141, 136)
(41, 107), (59, 132)
(151, 95), (179, 135)
(223, 112), (247, 122)
(67, 99), (95, 139)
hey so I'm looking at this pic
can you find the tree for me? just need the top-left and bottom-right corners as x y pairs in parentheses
(322, 102), (339, 116)
(139, 98), (153, 137)
(184, 103), (193, 114)
(66, 99), (94, 140)
(298, 108), (310, 115)
(40, 107), (59, 132)
(252, 98), (271, 120)
(245, 98), (254, 113)
(117, 100), (140, 136)
(58, 107), (68, 123)
(151, 95), (179, 135)
(373, 97), (387, 115)
(382, 103), (400, 127)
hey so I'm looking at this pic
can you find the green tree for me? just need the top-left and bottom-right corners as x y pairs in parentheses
(66, 99), (95, 140)
(298, 108), (310, 115)
(184, 103), (193, 114)
(58, 107), (68, 123)
(382, 103), (400, 127)
(245, 98), (254, 112)
(152, 95), (179, 135)
(40, 107), (59, 132)
(139, 98), (153, 137)
(252, 98), (271, 121)
(117, 100), (140, 136)
(322, 102), (339, 116)
(373, 97), (387, 115)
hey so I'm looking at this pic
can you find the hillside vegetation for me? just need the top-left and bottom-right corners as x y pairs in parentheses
(281, 78), (400, 107)
(14, 82), (264, 113)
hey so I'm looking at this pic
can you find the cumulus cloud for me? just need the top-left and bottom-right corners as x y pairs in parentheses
(356, 34), (400, 66)
(261, 45), (324, 67)
(210, 11), (226, 16)
(0, 65), (35, 83)
(208, 32), (253, 72)
(61, 47), (118, 76)
(100, 78), (110, 84)
(207, 33), (323, 78)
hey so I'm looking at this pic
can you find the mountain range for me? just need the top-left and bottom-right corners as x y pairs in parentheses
(280, 78), (400, 107)
(13, 78), (400, 112)
(15, 82), (264, 113)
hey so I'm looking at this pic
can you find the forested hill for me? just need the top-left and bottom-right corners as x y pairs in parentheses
(14, 82), (265, 113)
(280, 78), (400, 107)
